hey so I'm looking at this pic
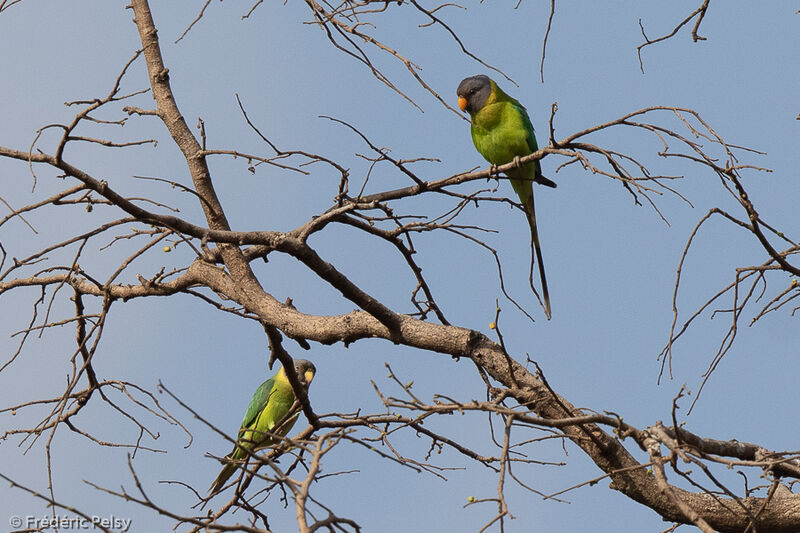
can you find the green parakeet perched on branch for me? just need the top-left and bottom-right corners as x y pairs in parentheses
(457, 75), (555, 319)
(209, 359), (316, 494)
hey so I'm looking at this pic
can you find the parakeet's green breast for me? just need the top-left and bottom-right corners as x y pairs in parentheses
(471, 103), (536, 166)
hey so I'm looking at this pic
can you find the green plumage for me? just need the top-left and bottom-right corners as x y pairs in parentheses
(209, 359), (316, 494)
(457, 75), (554, 319)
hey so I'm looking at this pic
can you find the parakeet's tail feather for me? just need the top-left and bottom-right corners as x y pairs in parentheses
(209, 462), (238, 495)
(535, 174), (557, 189)
(533, 157), (556, 188)
(524, 200), (552, 320)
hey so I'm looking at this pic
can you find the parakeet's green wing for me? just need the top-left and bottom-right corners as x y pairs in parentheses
(240, 377), (276, 429)
(506, 101), (538, 205)
(518, 104), (540, 165)
(521, 111), (537, 151)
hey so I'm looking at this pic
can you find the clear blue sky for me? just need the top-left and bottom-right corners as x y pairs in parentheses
(1, 1), (798, 531)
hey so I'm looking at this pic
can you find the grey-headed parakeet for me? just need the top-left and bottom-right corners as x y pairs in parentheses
(457, 75), (554, 319)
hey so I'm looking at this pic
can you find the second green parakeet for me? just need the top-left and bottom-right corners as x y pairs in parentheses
(209, 359), (316, 494)
(457, 74), (554, 319)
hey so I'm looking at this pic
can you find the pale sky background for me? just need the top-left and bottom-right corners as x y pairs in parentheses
(1, 1), (799, 532)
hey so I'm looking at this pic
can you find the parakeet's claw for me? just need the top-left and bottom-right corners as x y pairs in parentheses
(487, 164), (500, 182)
(512, 155), (522, 169)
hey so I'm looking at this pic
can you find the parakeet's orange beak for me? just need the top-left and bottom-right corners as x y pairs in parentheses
(305, 370), (315, 384)
(457, 97), (468, 111)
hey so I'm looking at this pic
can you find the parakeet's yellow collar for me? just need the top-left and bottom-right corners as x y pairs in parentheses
(276, 363), (315, 387)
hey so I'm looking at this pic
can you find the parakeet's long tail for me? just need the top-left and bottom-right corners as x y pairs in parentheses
(524, 198), (552, 320)
(209, 461), (238, 494)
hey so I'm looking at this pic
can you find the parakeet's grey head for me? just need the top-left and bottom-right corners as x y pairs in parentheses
(292, 359), (316, 387)
(457, 75), (492, 115)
